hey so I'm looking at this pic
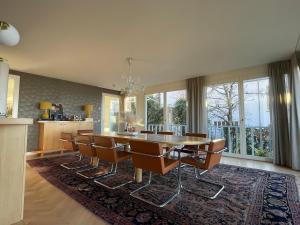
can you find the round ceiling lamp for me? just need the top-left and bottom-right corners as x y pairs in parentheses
(0, 21), (20, 46)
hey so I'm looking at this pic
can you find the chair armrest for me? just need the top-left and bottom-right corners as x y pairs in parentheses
(205, 147), (227, 154)
(59, 138), (73, 142)
(76, 141), (94, 146)
(163, 147), (174, 156)
(92, 144), (121, 151)
(130, 151), (169, 158)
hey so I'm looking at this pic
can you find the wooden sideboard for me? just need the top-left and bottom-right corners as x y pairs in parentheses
(0, 118), (33, 225)
(38, 120), (93, 155)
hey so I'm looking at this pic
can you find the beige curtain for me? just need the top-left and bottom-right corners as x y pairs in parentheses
(187, 76), (207, 133)
(290, 53), (300, 170)
(268, 60), (292, 167)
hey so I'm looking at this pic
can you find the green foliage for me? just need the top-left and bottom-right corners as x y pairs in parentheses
(172, 98), (187, 124)
(147, 95), (164, 124)
(255, 147), (267, 157)
(130, 101), (136, 114)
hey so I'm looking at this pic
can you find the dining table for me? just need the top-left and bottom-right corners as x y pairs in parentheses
(84, 132), (211, 184)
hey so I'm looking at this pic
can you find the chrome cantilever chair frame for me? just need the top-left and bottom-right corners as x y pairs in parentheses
(182, 147), (227, 200)
(75, 141), (101, 179)
(130, 148), (181, 208)
(93, 145), (134, 189)
(60, 137), (88, 170)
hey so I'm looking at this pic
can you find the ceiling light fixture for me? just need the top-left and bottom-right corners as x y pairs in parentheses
(0, 21), (20, 46)
(118, 57), (144, 96)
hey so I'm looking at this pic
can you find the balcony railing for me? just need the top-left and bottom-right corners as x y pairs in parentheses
(208, 124), (272, 157)
(147, 124), (187, 136)
(147, 123), (272, 158)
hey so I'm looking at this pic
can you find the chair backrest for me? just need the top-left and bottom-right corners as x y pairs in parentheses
(93, 136), (117, 162)
(60, 132), (75, 151)
(185, 133), (208, 150)
(157, 131), (174, 135)
(76, 135), (95, 157)
(204, 139), (225, 169)
(140, 130), (155, 134)
(77, 129), (93, 135)
(61, 132), (73, 141)
(185, 132), (207, 138)
(129, 140), (164, 174)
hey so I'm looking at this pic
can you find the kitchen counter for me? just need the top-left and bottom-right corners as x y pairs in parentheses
(0, 118), (33, 225)
(0, 118), (33, 125)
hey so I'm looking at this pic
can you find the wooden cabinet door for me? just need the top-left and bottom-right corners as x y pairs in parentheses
(44, 123), (62, 151)
(63, 122), (76, 134)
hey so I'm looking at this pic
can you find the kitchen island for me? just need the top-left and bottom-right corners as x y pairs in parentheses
(0, 118), (33, 225)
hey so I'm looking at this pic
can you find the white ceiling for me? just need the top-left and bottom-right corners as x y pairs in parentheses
(0, 0), (299, 90)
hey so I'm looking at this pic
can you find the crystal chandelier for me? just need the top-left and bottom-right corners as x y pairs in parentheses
(120, 57), (144, 96)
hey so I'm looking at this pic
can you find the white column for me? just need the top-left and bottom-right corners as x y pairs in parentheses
(0, 61), (9, 116)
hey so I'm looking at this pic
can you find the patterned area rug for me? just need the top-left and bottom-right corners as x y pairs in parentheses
(27, 155), (300, 225)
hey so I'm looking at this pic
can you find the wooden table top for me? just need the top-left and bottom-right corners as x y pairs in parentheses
(86, 132), (211, 146)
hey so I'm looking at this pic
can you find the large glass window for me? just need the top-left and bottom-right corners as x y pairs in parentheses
(244, 78), (271, 157)
(146, 90), (187, 135)
(166, 90), (187, 125)
(124, 96), (137, 115)
(146, 93), (164, 126)
(6, 75), (20, 118)
(206, 77), (272, 159)
(102, 94), (120, 132)
(207, 82), (240, 154)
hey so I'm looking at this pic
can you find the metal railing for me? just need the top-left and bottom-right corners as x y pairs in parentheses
(147, 124), (187, 136)
(148, 123), (272, 158)
(208, 124), (272, 157)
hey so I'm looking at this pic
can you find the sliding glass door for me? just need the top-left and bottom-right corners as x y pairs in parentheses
(102, 94), (120, 132)
(243, 78), (272, 158)
(207, 82), (240, 154)
(206, 77), (272, 159)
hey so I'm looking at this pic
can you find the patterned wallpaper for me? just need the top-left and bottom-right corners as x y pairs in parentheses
(10, 70), (119, 152)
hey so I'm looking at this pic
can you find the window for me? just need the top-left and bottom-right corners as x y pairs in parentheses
(166, 90), (187, 125)
(207, 82), (240, 154)
(206, 77), (272, 159)
(102, 94), (120, 132)
(146, 93), (164, 126)
(244, 78), (271, 157)
(145, 90), (187, 135)
(124, 96), (137, 115)
(6, 75), (20, 118)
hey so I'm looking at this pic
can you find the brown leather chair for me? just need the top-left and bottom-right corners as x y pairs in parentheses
(140, 130), (155, 134)
(93, 136), (132, 189)
(174, 133), (208, 157)
(60, 132), (77, 152)
(77, 129), (93, 135)
(60, 133), (87, 170)
(129, 140), (180, 207)
(157, 131), (174, 135)
(75, 135), (99, 179)
(181, 139), (226, 199)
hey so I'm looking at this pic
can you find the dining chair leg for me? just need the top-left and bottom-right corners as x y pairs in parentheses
(76, 158), (101, 179)
(182, 168), (224, 200)
(60, 155), (89, 170)
(130, 166), (181, 208)
(194, 168), (208, 179)
(94, 163), (134, 190)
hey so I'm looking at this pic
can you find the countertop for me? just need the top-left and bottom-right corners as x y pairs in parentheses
(0, 118), (33, 125)
(37, 120), (93, 123)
